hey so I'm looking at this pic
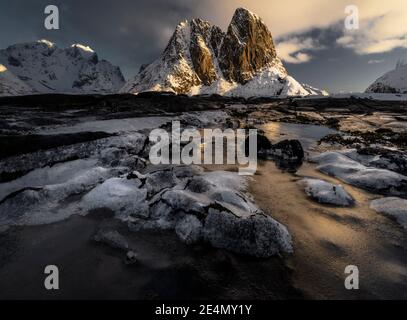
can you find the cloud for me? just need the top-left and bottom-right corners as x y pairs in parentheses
(198, 0), (407, 55)
(276, 37), (320, 64)
(336, 7), (407, 54)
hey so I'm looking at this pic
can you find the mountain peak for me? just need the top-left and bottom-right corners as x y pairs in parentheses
(122, 8), (326, 97)
(0, 40), (125, 96)
(231, 7), (259, 22)
(366, 61), (407, 94)
(219, 7), (277, 84)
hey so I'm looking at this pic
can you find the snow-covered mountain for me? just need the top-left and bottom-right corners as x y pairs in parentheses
(122, 8), (327, 97)
(0, 40), (125, 96)
(0, 64), (35, 96)
(366, 61), (407, 94)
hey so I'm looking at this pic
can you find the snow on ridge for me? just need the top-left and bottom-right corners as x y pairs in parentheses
(37, 39), (55, 47)
(71, 43), (94, 53)
(0, 39), (125, 96)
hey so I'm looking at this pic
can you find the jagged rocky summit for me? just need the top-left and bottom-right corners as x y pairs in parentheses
(122, 7), (327, 97)
(0, 40), (125, 96)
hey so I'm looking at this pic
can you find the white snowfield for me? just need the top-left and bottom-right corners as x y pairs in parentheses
(0, 40), (125, 96)
(299, 178), (354, 207)
(188, 63), (327, 97)
(370, 197), (407, 230)
(366, 61), (407, 94)
(310, 151), (407, 196)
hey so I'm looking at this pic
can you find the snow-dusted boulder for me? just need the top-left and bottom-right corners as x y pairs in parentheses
(370, 197), (407, 229)
(311, 151), (407, 196)
(299, 178), (354, 207)
(0, 165), (115, 226)
(339, 148), (407, 175)
(128, 167), (292, 257)
(80, 177), (149, 219)
(203, 208), (292, 257)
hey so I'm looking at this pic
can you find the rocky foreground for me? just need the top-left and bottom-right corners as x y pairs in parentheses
(0, 93), (407, 298)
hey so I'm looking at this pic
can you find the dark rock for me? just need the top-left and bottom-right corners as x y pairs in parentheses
(189, 19), (218, 85)
(245, 132), (273, 159)
(124, 250), (138, 265)
(357, 147), (407, 175)
(271, 139), (304, 172)
(272, 139), (304, 160)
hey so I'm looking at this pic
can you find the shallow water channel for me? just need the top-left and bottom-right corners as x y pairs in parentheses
(251, 122), (407, 299)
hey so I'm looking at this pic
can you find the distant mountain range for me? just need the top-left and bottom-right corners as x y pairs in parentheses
(366, 61), (407, 94)
(0, 40), (124, 97)
(1, 8), (331, 98)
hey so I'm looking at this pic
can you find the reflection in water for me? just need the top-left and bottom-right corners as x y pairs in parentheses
(260, 122), (337, 150)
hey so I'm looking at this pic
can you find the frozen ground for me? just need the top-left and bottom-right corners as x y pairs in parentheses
(0, 109), (290, 258)
(0, 94), (406, 299)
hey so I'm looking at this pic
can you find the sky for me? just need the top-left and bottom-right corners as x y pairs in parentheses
(1, 0), (407, 93)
